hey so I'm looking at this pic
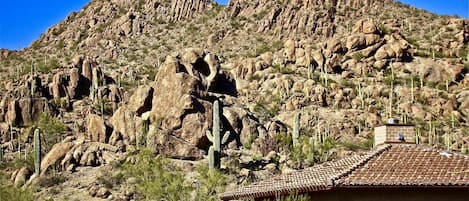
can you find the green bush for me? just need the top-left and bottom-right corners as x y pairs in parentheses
(244, 131), (259, 149)
(340, 138), (373, 151)
(272, 64), (294, 74)
(29, 113), (67, 153)
(0, 152), (35, 171)
(0, 172), (34, 201)
(352, 52), (365, 61)
(37, 58), (60, 73)
(290, 136), (337, 166)
(115, 149), (230, 201)
(122, 149), (192, 201)
(379, 24), (391, 35)
(253, 100), (280, 119)
(275, 132), (293, 151)
(195, 165), (228, 201)
(271, 40), (284, 51)
(97, 169), (125, 190)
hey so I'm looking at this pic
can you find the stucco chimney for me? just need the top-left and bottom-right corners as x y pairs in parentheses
(374, 118), (415, 147)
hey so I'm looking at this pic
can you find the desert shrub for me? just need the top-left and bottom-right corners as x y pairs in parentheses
(230, 18), (242, 29)
(352, 52), (365, 61)
(0, 152), (35, 171)
(289, 135), (337, 166)
(272, 64), (294, 74)
(122, 149), (192, 201)
(97, 170), (125, 190)
(253, 99), (280, 119)
(0, 172), (34, 201)
(275, 132), (293, 152)
(255, 43), (273, 56)
(36, 173), (66, 188)
(253, 9), (268, 20)
(275, 129), (338, 166)
(379, 24), (391, 35)
(244, 131), (259, 149)
(340, 137), (373, 151)
(271, 40), (284, 51)
(55, 40), (65, 49)
(194, 165), (228, 201)
(29, 113), (67, 153)
(115, 149), (230, 201)
(37, 58), (60, 73)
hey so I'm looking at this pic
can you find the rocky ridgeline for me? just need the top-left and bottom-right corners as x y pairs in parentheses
(38, 0), (215, 47)
(228, 0), (390, 36)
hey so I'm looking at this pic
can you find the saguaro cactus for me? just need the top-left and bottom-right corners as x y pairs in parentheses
(0, 147), (3, 162)
(206, 100), (230, 170)
(388, 83), (394, 118)
(89, 85), (95, 102)
(308, 64), (314, 80)
(410, 77), (414, 103)
(292, 112), (300, 148)
(415, 128), (420, 144)
(31, 76), (36, 98)
(34, 128), (41, 175)
(462, 143), (468, 154)
(100, 99), (105, 119)
(357, 83), (365, 109)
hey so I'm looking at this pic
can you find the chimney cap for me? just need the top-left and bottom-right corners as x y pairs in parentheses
(387, 118), (399, 124)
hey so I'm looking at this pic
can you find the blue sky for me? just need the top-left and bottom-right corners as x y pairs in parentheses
(0, 0), (467, 50)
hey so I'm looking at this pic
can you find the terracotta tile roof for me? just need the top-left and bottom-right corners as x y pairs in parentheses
(339, 144), (469, 186)
(220, 145), (390, 200)
(220, 144), (469, 200)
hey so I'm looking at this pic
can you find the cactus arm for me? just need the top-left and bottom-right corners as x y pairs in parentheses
(206, 130), (214, 142)
(34, 128), (41, 175)
(221, 131), (230, 145)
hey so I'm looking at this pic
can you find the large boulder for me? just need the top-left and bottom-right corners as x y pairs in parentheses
(87, 114), (109, 143)
(127, 86), (153, 116)
(148, 50), (231, 159)
(284, 39), (296, 62)
(352, 19), (379, 34)
(42, 138), (119, 173)
(374, 33), (411, 61)
(41, 142), (75, 176)
(18, 97), (51, 125)
(13, 167), (32, 187)
(109, 106), (137, 146)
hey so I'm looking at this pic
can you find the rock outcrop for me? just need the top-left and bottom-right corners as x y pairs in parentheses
(41, 139), (120, 175)
(148, 50), (222, 159)
(87, 114), (109, 143)
(170, 0), (214, 21)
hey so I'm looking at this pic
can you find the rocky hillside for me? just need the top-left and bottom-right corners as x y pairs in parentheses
(0, 0), (468, 200)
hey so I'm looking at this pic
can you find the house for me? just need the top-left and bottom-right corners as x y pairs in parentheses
(220, 120), (469, 201)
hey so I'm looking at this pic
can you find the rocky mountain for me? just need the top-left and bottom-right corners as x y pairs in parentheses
(0, 0), (468, 200)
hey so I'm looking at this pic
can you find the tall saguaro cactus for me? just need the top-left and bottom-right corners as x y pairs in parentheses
(0, 147), (3, 163)
(292, 112), (300, 148)
(31, 76), (36, 98)
(410, 77), (414, 103)
(34, 128), (41, 175)
(206, 100), (230, 170)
